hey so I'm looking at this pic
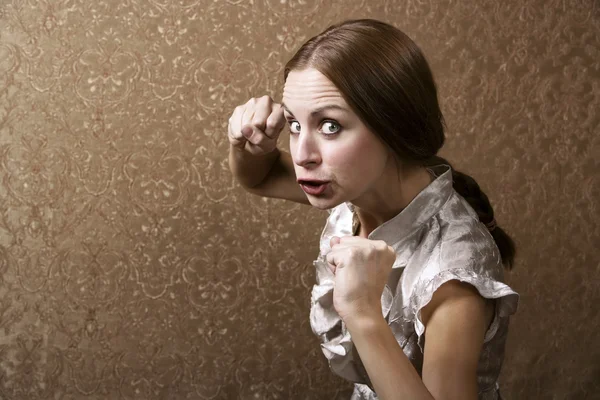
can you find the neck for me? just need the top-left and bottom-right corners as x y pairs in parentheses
(351, 164), (433, 237)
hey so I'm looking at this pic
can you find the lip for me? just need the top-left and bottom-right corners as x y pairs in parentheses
(297, 179), (329, 185)
(298, 180), (330, 196)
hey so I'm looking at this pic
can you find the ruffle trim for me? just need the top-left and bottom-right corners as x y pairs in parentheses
(309, 257), (393, 383)
(410, 268), (519, 353)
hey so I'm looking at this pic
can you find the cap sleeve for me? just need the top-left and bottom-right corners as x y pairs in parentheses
(409, 225), (519, 352)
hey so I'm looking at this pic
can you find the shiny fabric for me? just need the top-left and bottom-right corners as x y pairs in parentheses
(309, 164), (519, 400)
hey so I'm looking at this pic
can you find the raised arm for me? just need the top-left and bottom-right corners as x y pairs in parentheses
(228, 96), (309, 205)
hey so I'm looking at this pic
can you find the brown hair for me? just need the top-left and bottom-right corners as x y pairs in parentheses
(284, 19), (516, 269)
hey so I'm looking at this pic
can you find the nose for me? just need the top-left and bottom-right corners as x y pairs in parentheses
(292, 130), (321, 167)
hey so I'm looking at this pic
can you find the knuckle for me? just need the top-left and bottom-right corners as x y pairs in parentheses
(265, 118), (278, 130)
(252, 117), (266, 129)
(273, 103), (284, 115)
(260, 95), (272, 103)
(254, 134), (265, 144)
(370, 240), (386, 252)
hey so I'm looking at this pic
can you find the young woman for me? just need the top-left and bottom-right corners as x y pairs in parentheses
(227, 19), (519, 400)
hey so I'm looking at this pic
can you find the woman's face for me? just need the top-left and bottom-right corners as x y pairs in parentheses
(282, 68), (392, 210)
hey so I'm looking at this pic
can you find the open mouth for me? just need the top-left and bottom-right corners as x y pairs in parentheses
(298, 180), (330, 195)
(300, 181), (323, 187)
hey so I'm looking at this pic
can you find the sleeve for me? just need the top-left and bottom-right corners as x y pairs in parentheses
(409, 225), (519, 352)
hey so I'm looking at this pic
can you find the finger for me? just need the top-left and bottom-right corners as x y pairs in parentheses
(325, 249), (346, 270)
(329, 236), (341, 248)
(251, 95), (272, 133)
(330, 236), (363, 253)
(386, 245), (397, 263)
(242, 127), (269, 146)
(327, 263), (336, 274)
(370, 240), (395, 259)
(325, 252), (337, 272)
(241, 101), (256, 136)
(264, 103), (286, 139)
(228, 106), (246, 143)
(241, 105), (270, 146)
(335, 236), (368, 246)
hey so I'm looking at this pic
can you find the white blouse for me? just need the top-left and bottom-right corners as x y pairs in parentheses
(309, 164), (519, 400)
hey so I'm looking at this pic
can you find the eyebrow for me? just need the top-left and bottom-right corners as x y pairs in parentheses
(282, 103), (348, 117)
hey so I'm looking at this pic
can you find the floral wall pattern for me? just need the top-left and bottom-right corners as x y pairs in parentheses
(0, 0), (598, 399)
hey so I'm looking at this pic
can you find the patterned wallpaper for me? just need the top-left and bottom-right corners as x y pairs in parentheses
(0, 0), (598, 399)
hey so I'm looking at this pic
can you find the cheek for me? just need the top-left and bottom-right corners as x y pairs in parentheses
(327, 136), (387, 181)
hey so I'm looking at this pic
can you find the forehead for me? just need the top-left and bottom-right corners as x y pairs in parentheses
(283, 68), (348, 111)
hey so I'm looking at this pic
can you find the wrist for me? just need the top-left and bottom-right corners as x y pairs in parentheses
(342, 308), (387, 333)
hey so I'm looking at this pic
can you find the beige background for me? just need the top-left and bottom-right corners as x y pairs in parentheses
(0, 0), (598, 399)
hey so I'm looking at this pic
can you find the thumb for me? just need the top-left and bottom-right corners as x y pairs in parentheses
(325, 249), (339, 274)
(241, 126), (253, 139)
(330, 236), (341, 248)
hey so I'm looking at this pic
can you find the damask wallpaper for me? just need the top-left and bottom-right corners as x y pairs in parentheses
(0, 0), (598, 399)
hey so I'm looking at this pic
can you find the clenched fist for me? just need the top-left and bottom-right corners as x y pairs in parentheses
(228, 95), (286, 156)
(326, 236), (396, 322)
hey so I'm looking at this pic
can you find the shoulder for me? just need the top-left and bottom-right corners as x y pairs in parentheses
(407, 210), (519, 348)
(433, 193), (504, 278)
(419, 279), (494, 331)
(394, 194), (504, 298)
(409, 212), (514, 314)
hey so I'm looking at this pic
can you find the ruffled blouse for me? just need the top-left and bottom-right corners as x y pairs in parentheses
(309, 164), (519, 400)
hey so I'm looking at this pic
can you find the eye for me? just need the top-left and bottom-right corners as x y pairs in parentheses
(321, 120), (341, 135)
(289, 121), (301, 134)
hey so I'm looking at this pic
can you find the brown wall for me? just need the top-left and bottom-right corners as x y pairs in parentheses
(0, 0), (598, 399)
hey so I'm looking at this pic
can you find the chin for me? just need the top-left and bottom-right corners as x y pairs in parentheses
(307, 196), (344, 211)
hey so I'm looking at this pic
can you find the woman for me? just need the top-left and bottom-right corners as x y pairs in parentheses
(227, 19), (519, 400)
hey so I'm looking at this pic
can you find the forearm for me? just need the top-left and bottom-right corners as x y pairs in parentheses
(345, 314), (434, 400)
(228, 144), (281, 188)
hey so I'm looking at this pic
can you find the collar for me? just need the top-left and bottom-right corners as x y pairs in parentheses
(346, 164), (453, 245)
